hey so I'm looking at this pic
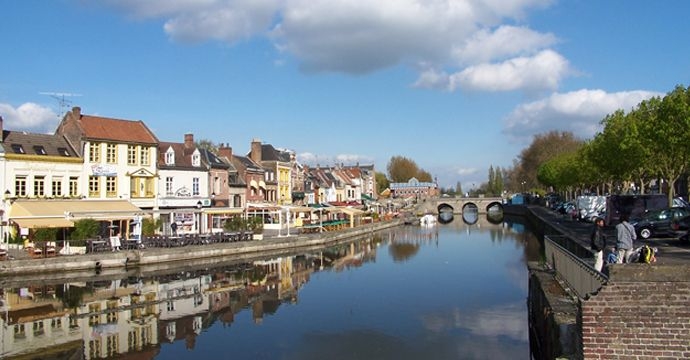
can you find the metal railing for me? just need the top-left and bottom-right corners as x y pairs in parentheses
(544, 235), (608, 299)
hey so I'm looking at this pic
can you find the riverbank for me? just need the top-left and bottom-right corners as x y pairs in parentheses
(0, 219), (403, 278)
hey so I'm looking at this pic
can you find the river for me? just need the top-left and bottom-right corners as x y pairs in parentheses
(0, 214), (540, 359)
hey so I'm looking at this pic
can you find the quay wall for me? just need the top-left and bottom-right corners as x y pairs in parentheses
(0, 219), (402, 277)
(519, 204), (690, 359)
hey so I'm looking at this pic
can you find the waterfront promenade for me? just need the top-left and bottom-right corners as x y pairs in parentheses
(528, 205), (690, 265)
(0, 219), (403, 278)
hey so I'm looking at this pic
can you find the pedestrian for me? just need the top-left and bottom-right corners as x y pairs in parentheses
(615, 214), (636, 263)
(590, 217), (607, 271)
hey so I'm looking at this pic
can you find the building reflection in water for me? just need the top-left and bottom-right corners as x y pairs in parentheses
(0, 235), (380, 359)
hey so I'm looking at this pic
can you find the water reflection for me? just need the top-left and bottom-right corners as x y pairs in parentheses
(0, 216), (536, 360)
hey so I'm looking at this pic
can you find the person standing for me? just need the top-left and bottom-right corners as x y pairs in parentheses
(615, 214), (636, 263)
(590, 217), (607, 271)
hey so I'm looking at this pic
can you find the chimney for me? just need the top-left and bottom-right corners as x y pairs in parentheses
(72, 106), (81, 119)
(218, 143), (233, 158)
(250, 138), (262, 163)
(184, 133), (194, 149)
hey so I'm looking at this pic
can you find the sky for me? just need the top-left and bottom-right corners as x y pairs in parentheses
(1, 0), (689, 190)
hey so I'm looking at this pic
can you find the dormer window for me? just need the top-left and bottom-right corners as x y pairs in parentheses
(165, 148), (175, 165)
(192, 150), (201, 167)
(33, 145), (46, 155)
(11, 144), (24, 154)
(57, 147), (70, 157)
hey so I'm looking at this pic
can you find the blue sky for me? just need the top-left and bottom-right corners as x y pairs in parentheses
(1, 0), (688, 190)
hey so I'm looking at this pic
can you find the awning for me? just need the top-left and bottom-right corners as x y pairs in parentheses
(250, 180), (258, 188)
(203, 207), (245, 215)
(361, 194), (375, 201)
(9, 199), (143, 229)
(339, 207), (365, 216)
(259, 180), (266, 189)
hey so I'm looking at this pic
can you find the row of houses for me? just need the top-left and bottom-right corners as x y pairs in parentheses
(0, 106), (377, 240)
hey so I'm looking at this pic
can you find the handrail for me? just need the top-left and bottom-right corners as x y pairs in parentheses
(543, 235), (608, 299)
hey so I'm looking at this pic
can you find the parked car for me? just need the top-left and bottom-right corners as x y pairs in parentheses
(670, 214), (690, 242)
(632, 207), (690, 239)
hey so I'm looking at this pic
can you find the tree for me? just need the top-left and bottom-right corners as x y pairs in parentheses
(375, 172), (390, 194)
(195, 139), (219, 153)
(645, 85), (690, 205)
(455, 181), (463, 196)
(387, 156), (420, 182)
(510, 131), (584, 191)
(416, 169), (433, 182)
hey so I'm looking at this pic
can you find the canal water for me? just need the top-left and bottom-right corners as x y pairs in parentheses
(0, 214), (540, 360)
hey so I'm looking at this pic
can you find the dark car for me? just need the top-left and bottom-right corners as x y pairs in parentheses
(632, 207), (690, 239)
(670, 214), (690, 242)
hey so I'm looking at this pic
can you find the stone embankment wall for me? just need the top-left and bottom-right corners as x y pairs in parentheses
(581, 264), (690, 359)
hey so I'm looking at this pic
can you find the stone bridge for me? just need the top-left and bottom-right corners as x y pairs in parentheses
(415, 196), (504, 214)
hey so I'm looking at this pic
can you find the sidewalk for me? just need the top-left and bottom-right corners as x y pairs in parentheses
(530, 205), (690, 265)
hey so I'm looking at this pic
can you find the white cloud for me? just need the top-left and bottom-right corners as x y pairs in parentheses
(448, 50), (569, 91)
(421, 302), (527, 341)
(502, 89), (663, 143)
(105, 0), (563, 92)
(0, 103), (58, 133)
(452, 25), (558, 65)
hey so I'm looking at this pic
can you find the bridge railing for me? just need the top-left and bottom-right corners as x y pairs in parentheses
(543, 235), (607, 299)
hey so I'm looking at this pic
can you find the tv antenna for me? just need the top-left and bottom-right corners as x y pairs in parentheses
(39, 92), (82, 119)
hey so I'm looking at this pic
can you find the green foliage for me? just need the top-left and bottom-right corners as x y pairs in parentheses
(247, 216), (264, 234)
(223, 216), (245, 232)
(222, 216), (264, 234)
(33, 227), (58, 241)
(525, 84), (690, 206)
(71, 219), (100, 240)
(142, 217), (162, 236)
(375, 171), (390, 194)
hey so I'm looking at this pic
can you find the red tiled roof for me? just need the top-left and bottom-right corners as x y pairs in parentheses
(80, 115), (158, 144)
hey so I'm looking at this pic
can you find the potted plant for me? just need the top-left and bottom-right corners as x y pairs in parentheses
(247, 216), (264, 240)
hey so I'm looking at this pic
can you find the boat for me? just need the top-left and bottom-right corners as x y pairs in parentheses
(419, 213), (437, 227)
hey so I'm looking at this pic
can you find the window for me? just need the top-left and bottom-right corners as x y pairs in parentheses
(69, 177), (79, 197)
(166, 177), (173, 196)
(52, 177), (63, 197)
(34, 176), (45, 197)
(165, 148), (174, 165)
(58, 147), (70, 157)
(89, 304), (101, 326)
(11, 144), (24, 154)
(106, 143), (117, 163)
(141, 146), (150, 166)
(15, 176), (27, 197)
(88, 339), (101, 359)
(33, 145), (46, 155)
(89, 143), (101, 162)
(14, 324), (26, 339)
(192, 151), (200, 167)
(51, 318), (63, 331)
(128, 145), (137, 165)
(130, 177), (154, 198)
(33, 321), (45, 336)
(192, 178), (199, 196)
(106, 335), (118, 357)
(106, 176), (117, 197)
(89, 176), (100, 197)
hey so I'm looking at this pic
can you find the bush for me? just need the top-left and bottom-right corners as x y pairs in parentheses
(142, 217), (161, 236)
(33, 227), (58, 241)
(222, 216), (264, 234)
(71, 219), (99, 240)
